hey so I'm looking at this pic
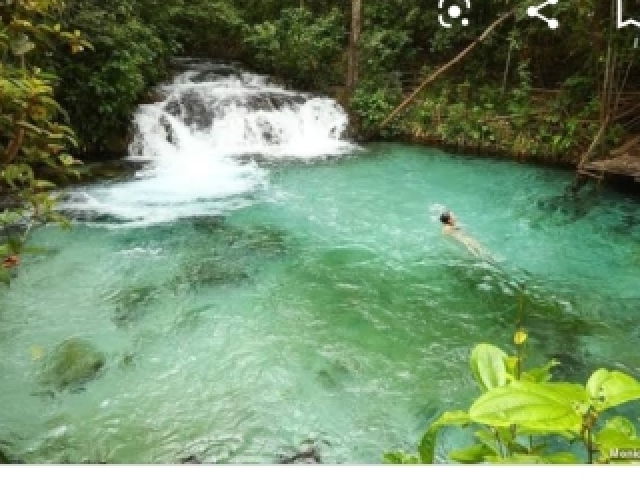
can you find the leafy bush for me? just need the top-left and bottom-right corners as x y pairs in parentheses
(349, 79), (403, 137)
(384, 295), (640, 464)
(1, 1), (87, 284)
(52, 0), (174, 155)
(245, 7), (344, 90)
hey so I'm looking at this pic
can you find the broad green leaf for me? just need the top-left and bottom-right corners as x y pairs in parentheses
(516, 425), (577, 440)
(596, 429), (640, 449)
(448, 443), (492, 464)
(383, 451), (419, 464)
(601, 416), (636, 438)
(595, 417), (640, 458)
(587, 369), (609, 398)
(587, 369), (640, 411)
(430, 410), (471, 429)
(469, 381), (587, 432)
(418, 410), (470, 463)
(470, 343), (508, 391)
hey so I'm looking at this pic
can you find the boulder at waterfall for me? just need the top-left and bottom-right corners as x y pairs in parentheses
(39, 338), (106, 391)
(163, 88), (311, 136)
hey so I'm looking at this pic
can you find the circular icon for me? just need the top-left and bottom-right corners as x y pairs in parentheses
(447, 5), (469, 26)
(438, 1), (471, 29)
(448, 5), (462, 18)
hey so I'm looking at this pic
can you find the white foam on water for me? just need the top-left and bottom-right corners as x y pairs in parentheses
(61, 62), (357, 227)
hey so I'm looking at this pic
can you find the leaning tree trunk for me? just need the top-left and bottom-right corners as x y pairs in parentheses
(378, 9), (515, 130)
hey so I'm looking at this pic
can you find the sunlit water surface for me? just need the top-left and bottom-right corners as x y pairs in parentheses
(1, 63), (639, 464)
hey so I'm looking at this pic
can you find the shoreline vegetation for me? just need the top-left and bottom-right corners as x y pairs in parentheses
(2, 1), (640, 465)
(4, 2), (640, 193)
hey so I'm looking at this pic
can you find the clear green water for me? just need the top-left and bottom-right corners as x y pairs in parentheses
(1, 144), (639, 463)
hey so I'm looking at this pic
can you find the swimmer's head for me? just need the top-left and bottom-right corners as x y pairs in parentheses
(439, 212), (454, 226)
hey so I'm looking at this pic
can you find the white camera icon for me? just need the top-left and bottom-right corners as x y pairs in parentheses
(438, 1), (471, 29)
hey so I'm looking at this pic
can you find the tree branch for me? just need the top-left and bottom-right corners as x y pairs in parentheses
(378, 9), (516, 130)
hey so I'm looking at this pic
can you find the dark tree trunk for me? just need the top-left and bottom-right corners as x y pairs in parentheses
(346, 0), (362, 92)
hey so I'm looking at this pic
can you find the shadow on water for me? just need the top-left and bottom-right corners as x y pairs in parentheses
(102, 216), (293, 328)
(530, 182), (640, 239)
(530, 183), (602, 227)
(282, 243), (616, 385)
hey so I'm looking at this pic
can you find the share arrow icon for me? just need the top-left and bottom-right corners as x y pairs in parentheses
(527, 0), (560, 30)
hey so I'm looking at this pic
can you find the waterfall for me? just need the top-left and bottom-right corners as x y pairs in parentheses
(61, 60), (357, 227)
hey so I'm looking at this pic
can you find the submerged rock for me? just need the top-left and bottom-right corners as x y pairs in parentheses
(174, 259), (249, 289)
(190, 215), (227, 233)
(276, 439), (325, 464)
(316, 358), (352, 389)
(179, 454), (202, 464)
(221, 224), (289, 256)
(0, 446), (23, 464)
(40, 338), (106, 391)
(119, 352), (135, 368)
(168, 222), (290, 290)
(111, 285), (157, 327)
(165, 89), (213, 129)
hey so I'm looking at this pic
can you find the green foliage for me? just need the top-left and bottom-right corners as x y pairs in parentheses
(51, 0), (172, 154)
(587, 369), (640, 412)
(470, 343), (508, 391)
(469, 381), (588, 432)
(359, 27), (413, 77)
(1, 0), (87, 284)
(245, 7), (344, 90)
(158, 0), (245, 55)
(385, 297), (640, 464)
(46, 0), (248, 155)
(349, 79), (403, 137)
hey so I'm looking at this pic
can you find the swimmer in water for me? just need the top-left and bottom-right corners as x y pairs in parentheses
(439, 211), (459, 233)
(439, 211), (488, 258)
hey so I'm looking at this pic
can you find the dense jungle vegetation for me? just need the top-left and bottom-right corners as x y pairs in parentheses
(3, 1), (640, 162)
(2, 2), (640, 465)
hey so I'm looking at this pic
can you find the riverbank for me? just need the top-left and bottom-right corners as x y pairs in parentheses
(332, 84), (640, 196)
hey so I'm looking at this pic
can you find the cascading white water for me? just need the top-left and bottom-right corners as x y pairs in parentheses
(61, 60), (357, 227)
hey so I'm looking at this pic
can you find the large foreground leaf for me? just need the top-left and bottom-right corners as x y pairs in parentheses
(469, 381), (588, 432)
(586, 369), (640, 411)
(470, 343), (508, 391)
